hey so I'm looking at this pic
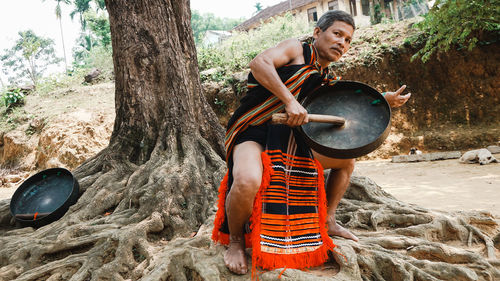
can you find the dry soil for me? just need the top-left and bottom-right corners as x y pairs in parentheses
(354, 157), (500, 217)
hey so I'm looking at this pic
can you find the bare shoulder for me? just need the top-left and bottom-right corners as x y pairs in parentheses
(276, 38), (302, 49)
(260, 38), (304, 67)
(275, 38), (303, 57)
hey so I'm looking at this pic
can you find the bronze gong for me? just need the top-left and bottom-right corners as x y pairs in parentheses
(298, 81), (391, 159)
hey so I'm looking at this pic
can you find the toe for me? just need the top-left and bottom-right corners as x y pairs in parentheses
(243, 261), (249, 273)
(229, 263), (238, 274)
(239, 264), (248, 275)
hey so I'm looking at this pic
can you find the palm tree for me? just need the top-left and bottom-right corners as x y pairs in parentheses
(42, 0), (71, 74)
(254, 2), (263, 14)
(70, 0), (92, 30)
(70, 0), (102, 54)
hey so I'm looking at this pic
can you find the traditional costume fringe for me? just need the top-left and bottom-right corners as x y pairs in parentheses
(213, 129), (336, 278)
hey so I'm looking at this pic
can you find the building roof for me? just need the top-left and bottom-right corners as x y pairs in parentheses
(234, 0), (319, 31)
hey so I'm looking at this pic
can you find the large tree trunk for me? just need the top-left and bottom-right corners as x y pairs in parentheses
(0, 1), (499, 280)
(0, 0), (226, 280)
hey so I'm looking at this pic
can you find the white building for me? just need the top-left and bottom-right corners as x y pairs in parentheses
(234, 0), (430, 32)
(202, 30), (232, 47)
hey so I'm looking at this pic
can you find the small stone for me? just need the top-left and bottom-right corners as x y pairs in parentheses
(5, 175), (22, 183)
(487, 145), (500, 154)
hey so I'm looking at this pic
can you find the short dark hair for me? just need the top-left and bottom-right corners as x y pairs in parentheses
(316, 10), (356, 31)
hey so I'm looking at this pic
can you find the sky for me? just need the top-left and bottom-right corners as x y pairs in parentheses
(0, 0), (283, 84)
(190, 0), (283, 18)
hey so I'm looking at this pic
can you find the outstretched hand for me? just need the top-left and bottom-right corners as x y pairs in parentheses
(384, 85), (411, 108)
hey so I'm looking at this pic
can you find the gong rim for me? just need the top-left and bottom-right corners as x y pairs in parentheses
(9, 168), (79, 228)
(298, 80), (391, 159)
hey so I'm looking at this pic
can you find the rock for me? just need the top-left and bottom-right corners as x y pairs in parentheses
(231, 70), (249, 84)
(19, 85), (35, 94)
(1, 130), (30, 164)
(4, 175), (22, 183)
(8, 85), (34, 94)
(201, 81), (224, 100)
(28, 117), (45, 134)
(217, 87), (234, 103)
(391, 151), (462, 163)
(487, 145), (500, 154)
(200, 67), (222, 78)
(84, 68), (102, 84)
(33, 109), (112, 170)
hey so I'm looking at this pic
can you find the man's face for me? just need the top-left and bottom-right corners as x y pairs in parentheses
(313, 21), (354, 62)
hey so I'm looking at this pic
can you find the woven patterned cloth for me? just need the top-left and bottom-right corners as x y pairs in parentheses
(212, 42), (339, 274)
(250, 125), (335, 272)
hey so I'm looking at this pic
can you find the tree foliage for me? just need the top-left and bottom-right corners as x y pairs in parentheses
(70, 0), (92, 29)
(72, 10), (112, 71)
(85, 10), (111, 48)
(371, 3), (384, 24)
(69, 0), (108, 66)
(413, 0), (500, 62)
(42, 0), (72, 73)
(68, 0), (106, 30)
(254, 2), (263, 14)
(1, 88), (25, 108)
(197, 13), (312, 72)
(191, 10), (243, 45)
(0, 30), (61, 86)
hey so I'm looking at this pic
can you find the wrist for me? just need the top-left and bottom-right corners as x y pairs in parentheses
(281, 91), (296, 105)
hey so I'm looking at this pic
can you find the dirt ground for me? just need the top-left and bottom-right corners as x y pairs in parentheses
(354, 157), (500, 217)
(2, 156), (499, 218)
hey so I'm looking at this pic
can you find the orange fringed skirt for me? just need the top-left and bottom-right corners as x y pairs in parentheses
(212, 125), (336, 276)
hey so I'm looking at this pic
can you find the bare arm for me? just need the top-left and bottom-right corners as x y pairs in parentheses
(249, 39), (307, 126)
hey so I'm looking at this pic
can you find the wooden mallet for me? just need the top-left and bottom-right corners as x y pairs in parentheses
(271, 113), (345, 126)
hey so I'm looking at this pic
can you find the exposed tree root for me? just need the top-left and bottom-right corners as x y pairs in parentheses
(1, 164), (498, 280)
(0, 132), (225, 281)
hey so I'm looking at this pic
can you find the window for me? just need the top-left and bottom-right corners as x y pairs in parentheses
(307, 7), (318, 22)
(328, 0), (339, 10)
(361, 0), (370, 16)
(349, 0), (357, 16)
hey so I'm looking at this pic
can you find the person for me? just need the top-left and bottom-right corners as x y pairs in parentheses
(212, 10), (411, 275)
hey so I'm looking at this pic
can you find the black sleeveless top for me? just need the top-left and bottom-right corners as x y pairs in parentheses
(224, 42), (339, 159)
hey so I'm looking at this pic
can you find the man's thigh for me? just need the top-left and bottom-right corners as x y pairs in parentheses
(312, 149), (355, 170)
(232, 141), (264, 183)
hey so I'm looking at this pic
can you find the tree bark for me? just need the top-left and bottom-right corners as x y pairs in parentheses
(105, 0), (224, 161)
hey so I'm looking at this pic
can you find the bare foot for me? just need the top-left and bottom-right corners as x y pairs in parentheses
(224, 236), (248, 274)
(327, 217), (359, 242)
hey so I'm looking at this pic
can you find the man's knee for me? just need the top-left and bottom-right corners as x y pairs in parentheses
(312, 149), (356, 171)
(342, 159), (355, 173)
(231, 171), (262, 199)
(329, 158), (355, 176)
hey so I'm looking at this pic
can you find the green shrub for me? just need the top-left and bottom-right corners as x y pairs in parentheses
(35, 68), (89, 95)
(412, 0), (500, 62)
(86, 46), (114, 77)
(1, 88), (25, 108)
(36, 45), (113, 95)
(197, 13), (313, 73)
(73, 45), (114, 80)
(371, 4), (384, 24)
